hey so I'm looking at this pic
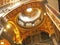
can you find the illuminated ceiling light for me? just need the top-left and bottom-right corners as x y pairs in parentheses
(0, 42), (4, 44)
(44, 13), (46, 15)
(26, 8), (32, 12)
(6, 24), (11, 29)
(4, 29), (7, 32)
(32, 24), (35, 26)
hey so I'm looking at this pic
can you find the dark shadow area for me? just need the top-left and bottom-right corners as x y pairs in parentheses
(22, 31), (52, 45)
(41, 32), (49, 40)
(58, 0), (60, 12)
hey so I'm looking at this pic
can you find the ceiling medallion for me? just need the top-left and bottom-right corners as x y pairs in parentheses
(17, 2), (45, 29)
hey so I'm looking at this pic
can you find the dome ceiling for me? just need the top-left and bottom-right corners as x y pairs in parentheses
(16, 2), (45, 28)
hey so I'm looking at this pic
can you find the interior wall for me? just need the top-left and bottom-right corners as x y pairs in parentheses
(47, 0), (59, 12)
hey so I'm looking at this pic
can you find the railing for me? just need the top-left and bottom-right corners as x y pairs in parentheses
(45, 4), (60, 31)
(0, 1), (30, 17)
